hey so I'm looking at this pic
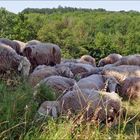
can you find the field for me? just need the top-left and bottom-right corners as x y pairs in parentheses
(0, 74), (140, 140)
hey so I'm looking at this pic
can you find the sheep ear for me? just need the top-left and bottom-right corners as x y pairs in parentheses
(24, 47), (32, 57)
(52, 47), (56, 55)
(51, 106), (58, 118)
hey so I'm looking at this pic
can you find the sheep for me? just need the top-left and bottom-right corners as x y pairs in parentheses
(110, 54), (140, 67)
(26, 40), (41, 46)
(0, 43), (31, 77)
(98, 53), (122, 67)
(73, 74), (119, 93)
(101, 65), (140, 83)
(22, 43), (61, 70)
(29, 65), (73, 87)
(60, 62), (100, 80)
(0, 38), (21, 54)
(61, 55), (96, 67)
(38, 101), (60, 118)
(79, 55), (96, 66)
(61, 58), (79, 63)
(117, 77), (140, 100)
(38, 89), (123, 125)
(13, 40), (26, 55)
(35, 75), (76, 98)
(33, 65), (48, 72)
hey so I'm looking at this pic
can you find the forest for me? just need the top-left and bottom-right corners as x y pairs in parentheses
(0, 7), (140, 61)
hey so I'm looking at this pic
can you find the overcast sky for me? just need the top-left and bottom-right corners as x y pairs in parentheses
(0, 1), (140, 13)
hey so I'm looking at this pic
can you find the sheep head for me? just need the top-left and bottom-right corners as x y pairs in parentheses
(18, 56), (31, 77)
(57, 66), (74, 78)
(38, 101), (61, 118)
(98, 59), (106, 67)
(107, 77), (120, 93)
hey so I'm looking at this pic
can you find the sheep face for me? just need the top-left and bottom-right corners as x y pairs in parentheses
(18, 57), (31, 77)
(107, 77), (119, 93)
(98, 59), (106, 67)
(38, 101), (60, 118)
(57, 66), (74, 78)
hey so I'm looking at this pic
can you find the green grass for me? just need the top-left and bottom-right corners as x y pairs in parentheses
(0, 74), (140, 140)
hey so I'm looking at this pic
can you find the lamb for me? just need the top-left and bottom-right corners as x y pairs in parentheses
(0, 43), (31, 77)
(22, 43), (61, 70)
(98, 53), (122, 67)
(29, 65), (73, 87)
(0, 38), (21, 54)
(117, 77), (140, 100)
(79, 55), (96, 66)
(35, 75), (76, 98)
(38, 89), (122, 124)
(73, 74), (119, 93)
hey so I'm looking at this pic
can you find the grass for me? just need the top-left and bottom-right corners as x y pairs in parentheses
(0, 74), (140, 140)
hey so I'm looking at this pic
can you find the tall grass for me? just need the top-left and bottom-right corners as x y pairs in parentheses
(0, 74), (140, 140)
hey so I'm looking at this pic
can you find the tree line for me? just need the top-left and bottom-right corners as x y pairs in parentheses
(0, 7), (140, 61)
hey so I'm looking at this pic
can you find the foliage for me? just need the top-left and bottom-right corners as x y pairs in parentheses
(0, 7), (140, 60)
(0, 78), (140, 139)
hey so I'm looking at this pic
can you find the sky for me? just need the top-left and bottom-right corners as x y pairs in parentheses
(0, 1), (140, 14)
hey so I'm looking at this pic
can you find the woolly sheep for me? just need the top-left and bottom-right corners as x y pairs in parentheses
(111, 54), (140, 67)
(101, 65), (140, 83)
(79, 55), (96, 66)
(26, 40), (41, 46)
(0, 38), (21, 54)
(22, 43), (61, 70)
(73, 74), (119, 93)
(98, 53), (122, 67)
(117, 77), (140, 100)
(38, 89), (122, 124)
(60, 62), (99, 79)
(29, 65), (73, 87)
(0, 43), (31, 77)
(35, 75), (76, 97)
(61, 55), (96, 67)
(13, 40), (26, 54)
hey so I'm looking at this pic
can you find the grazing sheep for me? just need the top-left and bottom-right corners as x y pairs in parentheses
(33, 65), (48, 72)
(101, 65), (140, 83)
(0, 38), (21, 54)
(38, 89), (122, 124)
(26, 40), (41, 46)
(61, 55), (96, 67)
(0, 43), (31, 77)
(29, 65), (73, 87)
(38, 101), (60, 117)
(13, 40), (26, 54)
(73, 74), (119, 93)
(55, 64), (74, 78)
(60, 62), (99, 79)
(98, 53), (122, 67)
(79, 55), (96, 66)
(35, 75), (76, 97)
(110, 54), (140, 67)
(61, 58), (79, 63)
(117, 77), (140, 100)
(22, 43), (61, 70)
